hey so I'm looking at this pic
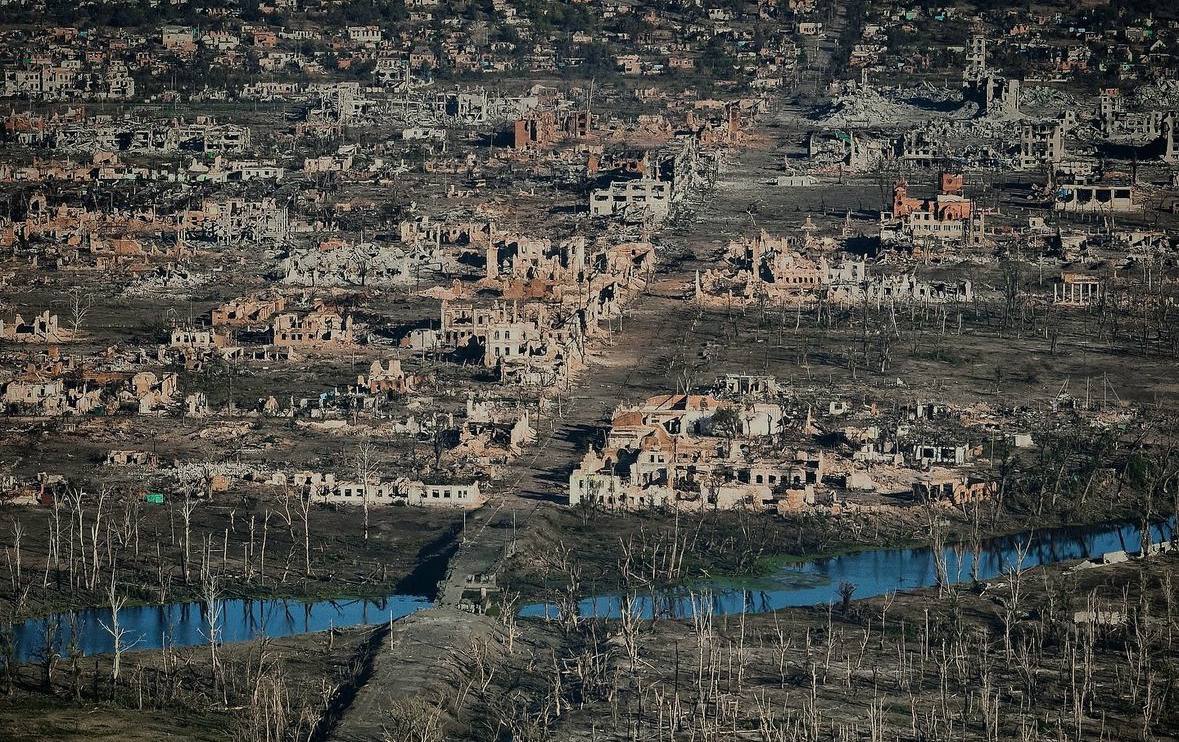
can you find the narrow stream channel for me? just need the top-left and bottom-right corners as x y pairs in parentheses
(520, 517), (1176, 620)
(9, 518), (1174, 662)
(10, 593), (431, 664)
(9, 589), (433, 665)
(8, 516), (466, 664)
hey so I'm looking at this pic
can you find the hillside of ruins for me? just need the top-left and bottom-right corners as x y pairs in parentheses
(1, 0), (1178, 739)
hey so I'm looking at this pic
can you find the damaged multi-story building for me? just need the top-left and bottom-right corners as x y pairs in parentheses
(589, 134), (706, 224)
(1019, 120), (1065, 171)
(270, 307), (355, 350)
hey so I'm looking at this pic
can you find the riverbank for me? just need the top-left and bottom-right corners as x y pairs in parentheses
(0, 619), (380, 741)
(0, 499), (463, 622)
(455, 550), (1179, 740)
(502, 495), (1166, 604)
(517, 516), (1176, 619)
(4, 530), (1175, 741)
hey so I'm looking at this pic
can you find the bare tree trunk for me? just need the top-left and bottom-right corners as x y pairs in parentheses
(98, 576), (136, 682)
(259, 510), (270, 586)
(297, 497), (312, 579)
(39, 620), (58, 690)
(180, 494), (198, 585)
(355, 438), (379, 544)
(203, 572), (221, 688)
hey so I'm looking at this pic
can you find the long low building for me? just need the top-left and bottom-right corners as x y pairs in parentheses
(1055, 183), (1136, 213)
(274, 471), (485, 509)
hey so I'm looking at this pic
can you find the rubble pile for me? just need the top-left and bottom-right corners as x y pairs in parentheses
(816, 85), (975, 128)
(816, 86), (920, 128)
(279, 242), (433, 287)
(1020, 85), (1081, 116)
(893, 82), (963, 105)
(123, 266), (212, 296)
(1134, 79), (1179, 110)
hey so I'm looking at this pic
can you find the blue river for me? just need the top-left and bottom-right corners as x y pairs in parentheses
(11, 593), (430, 663)
(8, 517), (1174, 662)
(520, 517), (1175, 620)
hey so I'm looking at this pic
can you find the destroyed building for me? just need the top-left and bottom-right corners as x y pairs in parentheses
(270, 308), (355, 349)
(883, 173), (985, 248)
(183, 198), (289, 245)
(1019, 121), (1065, 171)
(1055, 183), (1136, 214)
